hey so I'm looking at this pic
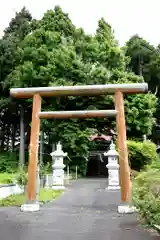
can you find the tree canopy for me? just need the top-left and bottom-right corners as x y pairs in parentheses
(0, 6), (157, 173)
(124, 34), (160, 128)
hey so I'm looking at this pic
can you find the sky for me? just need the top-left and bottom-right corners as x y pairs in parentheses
(0, 0), (160, 46)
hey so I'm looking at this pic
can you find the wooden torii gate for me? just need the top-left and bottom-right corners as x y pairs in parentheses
(10, 83), (148, 207)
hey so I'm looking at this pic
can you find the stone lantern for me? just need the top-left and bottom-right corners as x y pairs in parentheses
(104, 141), (120, 190)
(50, 142), (67, 190)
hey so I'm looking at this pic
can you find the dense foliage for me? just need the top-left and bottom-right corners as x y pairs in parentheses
(128, 140), (158, 171)
(133, 160), (160, 226)
(124, 34), (160, 130)
(0, 5), (158, 173)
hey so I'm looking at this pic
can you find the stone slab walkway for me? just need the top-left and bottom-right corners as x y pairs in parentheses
(0, 178), (159, 240)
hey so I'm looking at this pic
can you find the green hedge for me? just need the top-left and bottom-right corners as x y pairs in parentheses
(128, 140), (158, 171)
(133, 161), (160, 226)
(0, 152), (19, 173)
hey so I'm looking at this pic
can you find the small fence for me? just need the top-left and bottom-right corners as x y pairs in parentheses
(0, 184), (23, 200)
(41, 166), (78, 188)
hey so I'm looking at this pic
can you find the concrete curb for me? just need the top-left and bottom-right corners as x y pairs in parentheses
(153, 225), (160, 234)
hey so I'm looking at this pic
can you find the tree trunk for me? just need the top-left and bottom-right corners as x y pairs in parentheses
(0, 128), (5, 151)
(19, 106), (25, 167)
(11, 124), (16, 152)
(39, 130), (44, 164)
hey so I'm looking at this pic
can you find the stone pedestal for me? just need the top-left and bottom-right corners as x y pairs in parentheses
(50, 142), (67, 190)
(118, 204), (138, 213)
(21, 202), (40, 212)
(104, 142), (120, 190)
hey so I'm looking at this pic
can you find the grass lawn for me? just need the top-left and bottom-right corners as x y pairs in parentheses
(0, 188), (63, 207)
(0, 173), (16, 184)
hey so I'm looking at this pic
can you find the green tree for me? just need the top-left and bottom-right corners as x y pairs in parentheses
(124, 35), (160, 131)
(4, 7), (32, 40)
(40, 5), (76, 37)
(7, 6), (157, 173)
(124, 35), (155, 76)
(0, 7), (33, 153)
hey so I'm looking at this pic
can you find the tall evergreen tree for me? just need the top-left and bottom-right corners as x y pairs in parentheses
(4, 7), (32, 40)
(0, 7), (33, 153)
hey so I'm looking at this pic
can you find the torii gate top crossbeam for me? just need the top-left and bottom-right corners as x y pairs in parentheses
(10, 83), (148, 98)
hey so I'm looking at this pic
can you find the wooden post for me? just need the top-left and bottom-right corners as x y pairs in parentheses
(27, 94), (41, 202)
(19, 105), (25, 166)
(114, 91), (131, 203)
(40, 130), (44, 164)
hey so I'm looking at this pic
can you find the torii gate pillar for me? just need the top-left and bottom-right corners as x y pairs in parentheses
(21, 94), (41, 212)
(115, 91), (137, 213)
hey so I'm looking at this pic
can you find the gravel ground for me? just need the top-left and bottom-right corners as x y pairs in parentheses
(0, 178), (158, 240)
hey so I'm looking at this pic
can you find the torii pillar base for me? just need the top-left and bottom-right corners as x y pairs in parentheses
(21, 202), (40, 212)
(118, 204), (138, 214)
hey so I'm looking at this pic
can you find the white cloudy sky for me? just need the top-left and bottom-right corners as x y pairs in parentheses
(0, 0), (159, 46)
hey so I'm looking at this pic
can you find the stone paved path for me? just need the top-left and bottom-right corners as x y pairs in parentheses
(0, 178), (159, 240)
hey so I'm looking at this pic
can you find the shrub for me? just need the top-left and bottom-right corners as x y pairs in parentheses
(15, 167), (28, 186)
(39, 162), (51, 177)
(132, 168), (160, 226)
(0, 152), (19, 173)
(127, 140), (158, 171)
(0, 173), (15, 184)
